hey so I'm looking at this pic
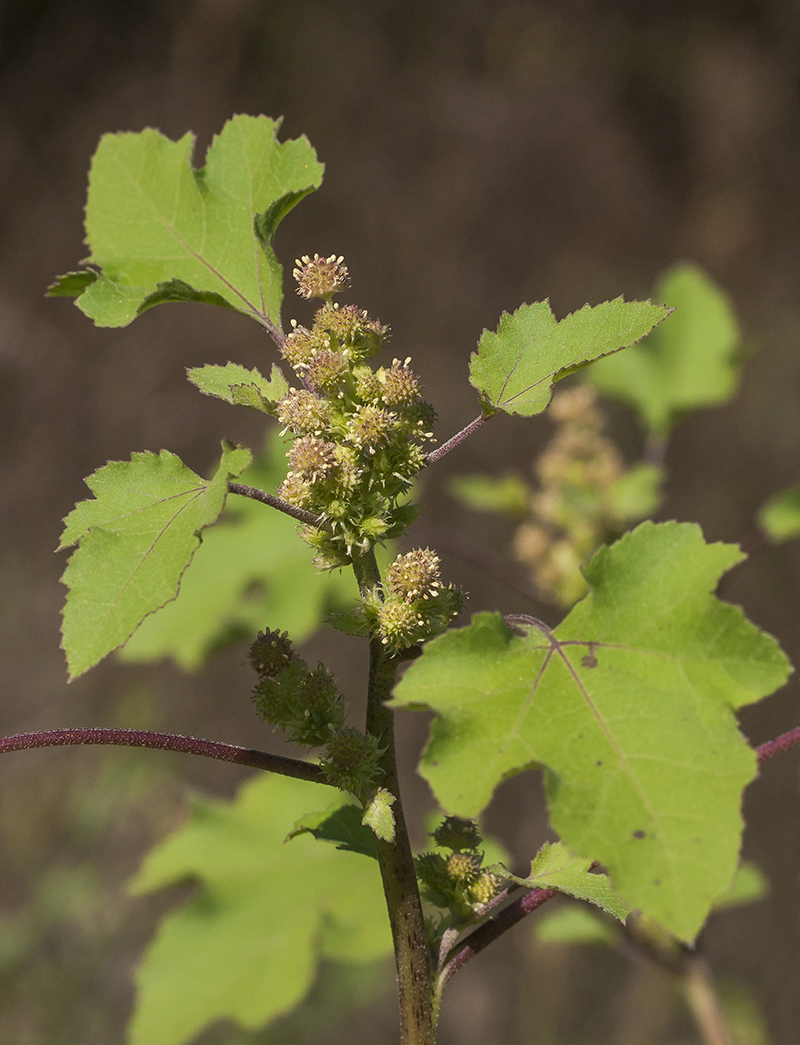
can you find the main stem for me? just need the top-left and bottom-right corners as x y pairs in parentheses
(351, 549), (435, 1045)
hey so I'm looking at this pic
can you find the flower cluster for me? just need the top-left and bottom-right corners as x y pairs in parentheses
(359, 549), (463, 654)
(512, 385), (662, 606)
(276, 255), (437, 568)
(415, 816), (502, 933)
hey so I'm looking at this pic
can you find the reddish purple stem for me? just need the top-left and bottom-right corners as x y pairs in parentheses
(756, 726), (800, 764)
(0, 728), (328, 784)
(426, 414), (487, 465)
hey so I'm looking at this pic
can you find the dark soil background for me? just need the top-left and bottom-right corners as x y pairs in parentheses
(0, 1), (798, 1043)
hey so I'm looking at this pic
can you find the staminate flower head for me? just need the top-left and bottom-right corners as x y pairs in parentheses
(347, 404), (394, 450)
(380, 360), (421, 407)
(294, 254), (350, 300)
(469, 870), (501, 906)
(287, 436), (337, 481)
(276, 472), (314, 509)
(306, 348), (351, 393)
(281, 323), (329, 367)
(386, 549), (441, 601)
(276, 389), (332, 435)
(376, 599), (423, 649)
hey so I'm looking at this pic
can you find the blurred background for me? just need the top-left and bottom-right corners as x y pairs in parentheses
(0, 0), (798, 1042)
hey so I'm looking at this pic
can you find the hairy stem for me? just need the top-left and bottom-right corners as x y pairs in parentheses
(756, 725), (800, 763)
(0, 728), (329, 784)
(228, 483), (323, 527)
(352, 547), (435, 1045)
(425, 413), (487, 465)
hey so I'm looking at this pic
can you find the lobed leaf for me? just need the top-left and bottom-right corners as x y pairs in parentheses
(469, 297), (670, 417)
(129, 773), (390, 1045)
(118, 435), (357, 670)
(59, 441), (251, 678)
(187, 361), (290, 413)
(498, 841), (628, 920)
(390, 521), (791, 941)
(586, 264), (741, 434)
(53, 114), (323, 329)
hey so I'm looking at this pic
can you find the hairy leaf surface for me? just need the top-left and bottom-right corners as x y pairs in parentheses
(470, 298), (670, 417)
(54, 114), (323, 328)
(59, 442), (251, 678)
(129, 774), (390, 1045)
(391, 521), (791, 940)
(119, 436), (357, 670)
(586, 264), (741, 434)
(499, 841), (628, 920)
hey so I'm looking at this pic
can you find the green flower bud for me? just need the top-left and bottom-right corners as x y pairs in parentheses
(353, 366), (384, 404)
(446, 851), (482, 883)
(415, 852), (453, 909)
(468, 871), (501, 906)
(294, 254), (350, 300)
(248, 629), (296, 679)
(433, 816), (482, 852)
(320, 727), (384, 795)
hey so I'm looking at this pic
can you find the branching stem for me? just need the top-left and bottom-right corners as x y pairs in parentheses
(0, 728), (329, 784)
(228, 483), (323, 527)
(351, 546), (435, 1045)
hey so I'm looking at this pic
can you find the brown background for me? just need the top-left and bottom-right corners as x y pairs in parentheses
(0, 1), (798, 1043)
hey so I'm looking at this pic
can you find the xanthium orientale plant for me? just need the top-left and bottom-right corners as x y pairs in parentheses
(3, 113), (798, 1045)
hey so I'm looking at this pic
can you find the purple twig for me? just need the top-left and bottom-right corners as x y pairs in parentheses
(228, 483), (323, 527)
(426, 414), (487, 466)
(756, 726), (800, 764)
(439, 887), (557, 989)
(0, 728), (328, 784)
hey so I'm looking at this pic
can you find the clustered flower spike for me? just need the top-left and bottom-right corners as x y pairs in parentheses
(273, 253), (441, 569)
(511, 385), (661, 607)
(415, 816), (503, 932)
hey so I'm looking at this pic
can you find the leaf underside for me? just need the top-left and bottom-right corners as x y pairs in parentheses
(469, 297), (671, 417)
(390, 520), (791, 941)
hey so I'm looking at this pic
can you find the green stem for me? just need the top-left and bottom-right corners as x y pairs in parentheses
(351, 548), (436, 1045)
(681, 957), (735, 1045)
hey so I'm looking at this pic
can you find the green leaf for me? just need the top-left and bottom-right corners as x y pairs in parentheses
(712, 860), (768, 912)
(448, 473), (531, 517)
(361, 788), (397, 842)
(60, 441), (251, 679)
(606, 462), (664, 521)
(498, 842), (628, 920)
(187, 361), (290, 413)
(287, 803), (378, 859)
(470, 297), (670, 417)
(46, 270), (98, 296)
(118, 434), (357, 671)
(390, 521), (791, 941)
(60, 114), (323, 328)
(533, 904), (618, 946)
(129, 773), (391, 1045)
(757, 486), (800, 542)
(586, 264), (741, 434)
